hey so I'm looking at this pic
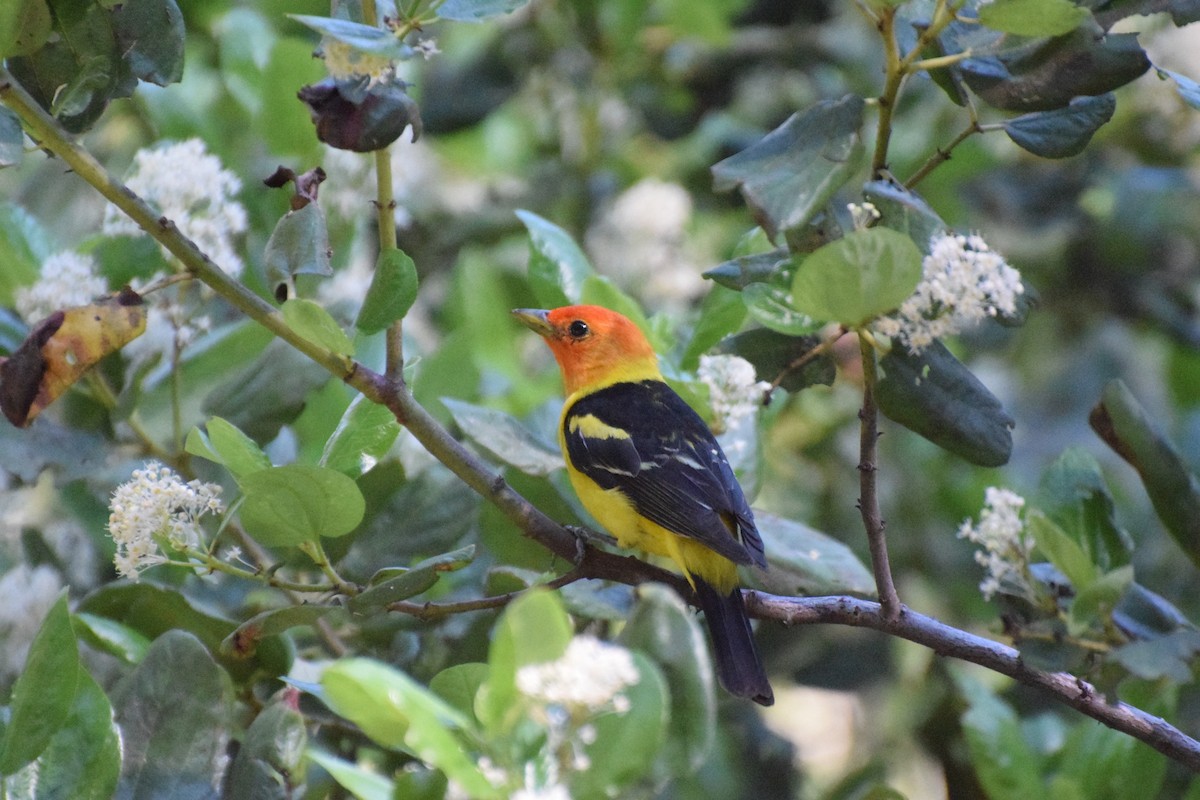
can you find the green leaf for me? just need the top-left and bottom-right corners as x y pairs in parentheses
(187, 416), (271, 479)
(1090, 379), (1200, 568)
(681, 286), (747, 371)
(306, 750), (392, 800)
(221, 605), (338, 659)
(1036, 447), (1130, 571)
(110, 631), (232, 800)
(429, 663), (489, 726)
(349, 546), (477, 614)
(714, 328), (835, 394)
(702, 250), (789, 291)
(0, 107), (24, 168)
(0, 0), (51, 58)
(442, 398), (563, 477)
(319, 395), (401, 477)
(238, 464), (366, 546)
(1068, 565), (1134, 636)
(791, 228), (922, 327)
(1112, 582), (1190, 640)
(1027, 511), (1097, 592)
(226, 694), (308, 800)
(752, 511), (876, 596)
(321, 659), (500, 798)
(478, 589), (573, 734)
(1002, 93), (1115, 159)
(712, 95), (865, 240)
(438, 0), (532, 22)
(264, 203), (333, 292)
(281, 299), (354, 357)
(570, 653), (668, 800)
(1110, 629), (1200, 683)
(288, 15), (408, 58)
(978, 0), (1090, 36)
(356, 248), (419, 334)
(0, 203), (49, 307)
(877, 341), (1014, 467)
(31, 667), (121, 800)
(862, 181), (946, 249)
(742, 281), (820, 335)
(74, 612), (151, 665)
(516, 209), (594, 307)
(0, 592), (79, 775)
(112, 0), (185, 86)
(618, 585), (715, 776)
(957, 676), (1045, 800)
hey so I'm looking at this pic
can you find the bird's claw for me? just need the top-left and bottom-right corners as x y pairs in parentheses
(564, 525), (616, 564)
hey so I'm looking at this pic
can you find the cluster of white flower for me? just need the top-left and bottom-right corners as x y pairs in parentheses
(586, 179), (704, 310)
(322, 39), (396, 85)
(14, 251), (108, 324)
(958, 487), (1033, 601)
(0, 564), (63, 678)
(873, 231), (1024, 354)
(516, 635), (639, 713)
(102, 139), (247, 277)
(697, 354), (770, 435)
(107, 461), (224, 579)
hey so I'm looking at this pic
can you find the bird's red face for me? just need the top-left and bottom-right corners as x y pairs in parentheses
(512, 305), (658, 394)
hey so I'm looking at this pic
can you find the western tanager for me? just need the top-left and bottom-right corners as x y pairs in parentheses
(513, 305), (774, 706)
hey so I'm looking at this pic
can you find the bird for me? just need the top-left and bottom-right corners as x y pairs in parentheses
(512, 304), (774, 705)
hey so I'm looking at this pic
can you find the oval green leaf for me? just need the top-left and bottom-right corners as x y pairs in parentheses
(238, 464), (366, 547)
(356, 247), (419, 334)
(791, 227), (922, 327)
(516, 209), (594, 307)
(281, 298), (354, 357)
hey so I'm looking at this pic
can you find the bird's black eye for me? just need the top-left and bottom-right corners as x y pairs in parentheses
(568, 320), (590, 339)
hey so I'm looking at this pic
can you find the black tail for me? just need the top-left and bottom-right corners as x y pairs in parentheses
(694, 580), (774, 706)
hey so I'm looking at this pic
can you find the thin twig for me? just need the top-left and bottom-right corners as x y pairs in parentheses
(765, 325), (848, 397)
(904, 117), (982, 189)
(745, 592), (1200, 772)
(388, 568), (586, 621)
(857, 335), (901, 618)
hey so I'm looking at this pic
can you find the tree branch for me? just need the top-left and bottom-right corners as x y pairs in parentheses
(857, 335), (901, 618)
(744, 592), (1200, 771)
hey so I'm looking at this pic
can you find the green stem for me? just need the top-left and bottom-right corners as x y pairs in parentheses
(300, 540), (360, 596)
(164, 552), (338, 594)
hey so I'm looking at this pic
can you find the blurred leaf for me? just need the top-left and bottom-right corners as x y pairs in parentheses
(74, 612), (151, 665)
(258, 37), (328, 159)
(319, 395), (401, 478)
(221, 605), (338, 659)
(429, 663), (489, 726)
(110, 630), (232, 800)
(570, 653), (668, 800)
(743, 281), (820, 336)
(306, 750), (391, 800)
(443, 397), (563, 477)
(619, 584), (716, 776)
(1110, 629), (1200, 683)
(321, 659), (500, 798)
(958, 676), (1045, 799)
(0, 203), (50, 307)
(78, 582), (292, 683)
(516, 209), (594, 308)
(877, 341), (1014, 467)
(714, 328), (835, 394)
(712, 95), (865, 240)
(1036, 447), (1130, 570)
(0, 107), (24, 168)
(356, 247), (418, 334)
(478, 589), (572, 734)
(791, 228), (923, 327)
(1002, 94), (1115, 158)
(978, 0), (1089, 36)
(226, 694), (307, 800)
(1090, 379), (1200, 568)
(203, 339), (330, 442)
(0, 418), (108, 482)
(956, 28), (1148, 112)
(863, 180), (946, 249)
(1027, 511), (1097, 592)
(264, 203), (333, 293)
(187, 416), (271, 479)
(751, 511), (876, 597)
(238, 464), (366, 546)
(288, 15), (408, 57)
(702, 250), (789, 291)
(1156, 67), (1200, 110)
(281, 299), (354, 357)
(0, 0), (51, 58)
(1112, 582), (1191, 640)
(438, 0), (532, 22)
(112, 0), (185, 85)
(681, 286), (747, 371)
(1068, 565), (1133, 637)
(349, 545), (477, 613)
(31, 667), (121, 800)
(0, 592), (78, 775)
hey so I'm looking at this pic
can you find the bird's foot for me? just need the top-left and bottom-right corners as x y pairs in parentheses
(564, 525), (616, 564)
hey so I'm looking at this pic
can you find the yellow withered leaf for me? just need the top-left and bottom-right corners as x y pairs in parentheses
(0, 287), (146, 427)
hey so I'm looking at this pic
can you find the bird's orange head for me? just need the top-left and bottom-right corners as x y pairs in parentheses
(512, 305), (661, 394)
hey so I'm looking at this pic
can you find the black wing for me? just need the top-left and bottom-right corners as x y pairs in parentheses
(564, 380), (765, 567)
